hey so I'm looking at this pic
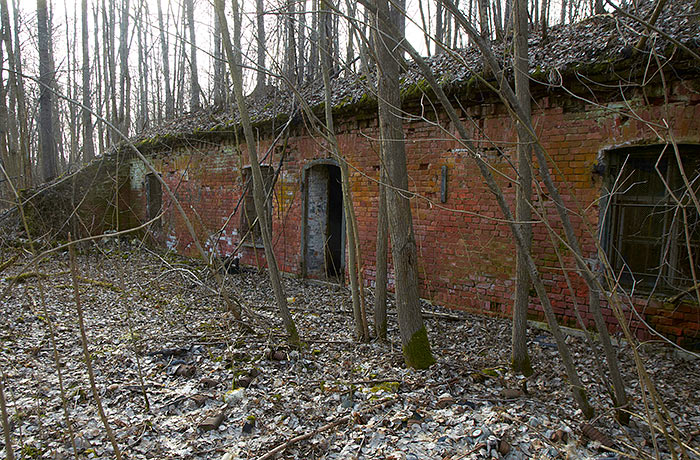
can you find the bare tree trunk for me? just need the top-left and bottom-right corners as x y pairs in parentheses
(65, 7), (78, 166)
(374, 164), (389, 341)
(504, 0), (512, 34)
(478, 0), (489, 37)
(2, 0), (29, 188)
(308, 0), (318, 80)
(215, 0), (300, 346)
(319, 0), (369, 341)
(355, 0), (593, 414)
(118, 0), (131, 135)
(435, 0), (444, 52)
(298, 0), (307, 77)
(81, 0), (95, 161)
(540, 0), (548, 39)
(374, 0), (434, 369)
(344, 0), (356, 74)
(532, 0), (538, 29)
(93, 2), (105, 154)
(185, 0), (200, 111)
(103, 0), (118, 145)
(286, 0), (298, 83)
(213, 3), (225, 106)
(418, 0), (432, 56)
(441, 0), (627, 418)
(560, 0), (567, 23)
(157, 0), (174, 118)
(136, 3), (149, 130)
(0, 32), (10, 198)
(511, 0), (533, 377)
(0, 376), (14, 460)
(37, 0), (57, 182)
(255, 0), (266, 93)
(493, 0), (504, 40)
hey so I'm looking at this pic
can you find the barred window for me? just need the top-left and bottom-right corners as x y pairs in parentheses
(605, 146), (699, 294)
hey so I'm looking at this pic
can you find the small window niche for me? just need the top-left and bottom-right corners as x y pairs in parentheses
(240, 165), (274, 247)
(146, 173), (162, 230)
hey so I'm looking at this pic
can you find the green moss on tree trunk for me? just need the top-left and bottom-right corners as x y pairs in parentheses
(403, 327), (435, 369)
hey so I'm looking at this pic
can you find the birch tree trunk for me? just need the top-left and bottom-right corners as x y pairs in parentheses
(215, 0), (300, 346)
(374, 0), (434, 369)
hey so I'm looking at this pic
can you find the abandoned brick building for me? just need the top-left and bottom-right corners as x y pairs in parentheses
(121, 4), (700, 347)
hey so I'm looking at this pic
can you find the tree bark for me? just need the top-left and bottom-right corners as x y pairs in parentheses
(374, 0), (434, 369)
(477, 0), (489, 38)
(156, 0), (174, 118)
(82, 0), (95, 161)
(319, 0), (369, 341)
(215, 0), (300, 346)
(185, 0), (200, 111)
(357, 0), (592, 414)
(136, 3), (149, 130)
(286, 0), (298, 83)
(213, 3), (225, 106)
(442, 0), (628, 418)
(0, 377), (14, 460)
(255, 0), (266, 93)
(118, 0), (131, 135)
(511, 0), (534, 377)
(37, 0), (57, 182)
(374, 164), (389, 341)
(2, 0), (29, 188)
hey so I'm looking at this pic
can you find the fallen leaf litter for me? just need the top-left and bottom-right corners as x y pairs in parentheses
(1, 241), (698, 459)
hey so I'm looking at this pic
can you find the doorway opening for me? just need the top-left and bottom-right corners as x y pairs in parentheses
(303, 162), (345, 280)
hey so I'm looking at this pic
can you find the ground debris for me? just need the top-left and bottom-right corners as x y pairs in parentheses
(0, 245), (698, 459)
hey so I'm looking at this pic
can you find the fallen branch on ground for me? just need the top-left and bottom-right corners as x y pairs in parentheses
(254, 396), (400, 460)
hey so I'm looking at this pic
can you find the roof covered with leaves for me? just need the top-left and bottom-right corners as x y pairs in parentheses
(132, 0), (699, 148)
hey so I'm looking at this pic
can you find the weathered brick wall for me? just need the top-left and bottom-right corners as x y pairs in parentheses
(129, 78), (700, 348)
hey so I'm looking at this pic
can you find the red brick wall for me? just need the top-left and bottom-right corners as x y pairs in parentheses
(129, 79), (700, 348)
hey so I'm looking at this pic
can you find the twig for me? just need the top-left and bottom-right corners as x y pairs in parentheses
(0, 375), (15, 460)
(68, 234), (123, 459)
(254, 397), (399, 460)
(0, 255), (17, 273)
(664, 282), (700, 305)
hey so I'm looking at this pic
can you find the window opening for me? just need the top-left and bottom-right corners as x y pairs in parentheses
(605, 146), (699, 293)
(240, 165), (274, 245)
(146, 173), (162, 230)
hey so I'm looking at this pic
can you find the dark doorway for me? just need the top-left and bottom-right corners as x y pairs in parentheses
(326, 166), (343, 278)
(303, 162), (345, 280)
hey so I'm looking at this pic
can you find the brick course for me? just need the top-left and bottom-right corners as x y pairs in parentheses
(127, 79), (700, 349)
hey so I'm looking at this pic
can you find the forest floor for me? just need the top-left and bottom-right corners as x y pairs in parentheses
(0, 240), (699, 460)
